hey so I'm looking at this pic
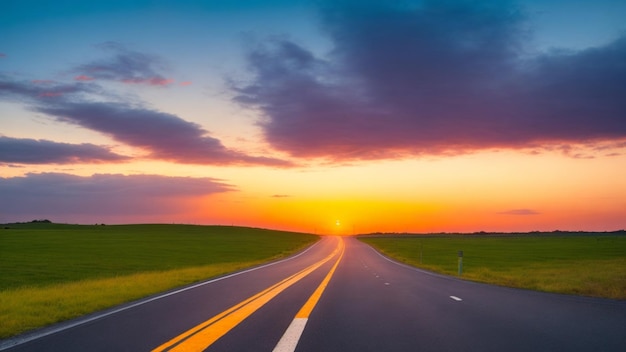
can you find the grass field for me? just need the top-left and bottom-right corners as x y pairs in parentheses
(0, 223), (318, 338)
(360, 234), (626, 300)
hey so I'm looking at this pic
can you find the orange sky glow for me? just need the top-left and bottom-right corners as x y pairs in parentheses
(1, 1), (625, 234)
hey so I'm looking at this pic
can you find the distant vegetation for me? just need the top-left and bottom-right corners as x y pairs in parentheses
(2, 219), (52, 229)
(360, 233), (626, 300)
(0, 223), (318, 338)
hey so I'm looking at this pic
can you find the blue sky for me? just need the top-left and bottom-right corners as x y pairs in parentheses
(1, 0), (625, 231)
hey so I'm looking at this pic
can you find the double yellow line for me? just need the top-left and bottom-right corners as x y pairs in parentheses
(153, 237), (344, 352)
(273, 238), (345, 352)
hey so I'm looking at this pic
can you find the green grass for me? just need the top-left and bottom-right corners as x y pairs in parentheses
(0, 223), (318, 338)
(360, 234), (626, 300)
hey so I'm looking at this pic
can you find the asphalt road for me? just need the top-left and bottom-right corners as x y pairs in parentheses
(2, 236), (625, 351)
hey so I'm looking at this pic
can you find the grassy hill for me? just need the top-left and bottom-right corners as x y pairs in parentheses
(360, 233), (626, 300)
(0, 223), (318, 338)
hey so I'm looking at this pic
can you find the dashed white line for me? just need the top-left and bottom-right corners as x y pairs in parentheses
(450, 296), (463, 301)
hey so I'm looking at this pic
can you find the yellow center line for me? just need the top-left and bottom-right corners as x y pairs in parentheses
(152, 237), (343, 352)
(296, 241), (344, 318)
(272, 238), (345, 352)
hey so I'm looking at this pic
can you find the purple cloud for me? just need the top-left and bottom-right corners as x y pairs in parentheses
(0, 136), (129, 164)
(0, 75), (96, 100)
(74, 42), (174, 86)
(0, 66), (291, 167)
(37, 101), (291, 166)
(497, 209), (540, 215)
(0, 173), (234, 223)
(234, 0), (626, 161)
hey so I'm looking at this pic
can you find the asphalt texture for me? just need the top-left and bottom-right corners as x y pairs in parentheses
(2, 236), (624, 352)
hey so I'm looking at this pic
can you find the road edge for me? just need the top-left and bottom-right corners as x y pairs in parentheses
(0, 237), (323, 351)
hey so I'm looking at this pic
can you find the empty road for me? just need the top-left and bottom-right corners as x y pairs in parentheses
(2, 236), (625, 351)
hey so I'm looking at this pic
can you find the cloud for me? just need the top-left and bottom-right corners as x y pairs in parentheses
(39, 91), (65, 97)
(0, 173), (233, 222)
(0, 163), (25, 168)
(234, 0), (626, 161)
(37, 100), (291, 166)
(271, 194), (291, 198)
(0, 75), (96, 100)
(74, 42), (175, 86)
(121, 77), (174, 86)
(74, 75), (95, 81)
(0, 60), (291, 167)
(0, 53), (6, 58)
(497, 209), (540, 215)
(0, 136), (129, 164)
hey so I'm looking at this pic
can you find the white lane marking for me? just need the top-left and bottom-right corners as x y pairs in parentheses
(272, 318), (308, 352)
(0, 239), (325, 351)
(450, 296), (463, 301)
(273, 239), (344, 352)
(384, 283), (390, 286)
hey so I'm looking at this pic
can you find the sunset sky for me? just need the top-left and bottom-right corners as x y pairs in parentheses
(1, 0), (625, 234)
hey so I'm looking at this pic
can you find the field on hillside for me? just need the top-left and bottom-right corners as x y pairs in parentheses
(360, 234), (626, 300)
(0, 223), (318, 338)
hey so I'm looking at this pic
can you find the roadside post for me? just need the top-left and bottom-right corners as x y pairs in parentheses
(458, 250), (463, 276)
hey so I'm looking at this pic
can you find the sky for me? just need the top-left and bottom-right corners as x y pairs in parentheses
(1, 0), (625, 234)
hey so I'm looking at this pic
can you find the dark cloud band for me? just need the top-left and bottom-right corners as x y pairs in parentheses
(235, 0), (626, 161)
(37, 101), (291, 166)
(0, 173), (233, 221)
(0, 136), (129, 164)
(0, 45), (292, 167)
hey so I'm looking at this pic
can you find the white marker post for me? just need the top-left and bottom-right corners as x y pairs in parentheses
(458, 250), (463, 276)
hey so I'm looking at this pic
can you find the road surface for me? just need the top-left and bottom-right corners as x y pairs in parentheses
(2, 236), (624, 351)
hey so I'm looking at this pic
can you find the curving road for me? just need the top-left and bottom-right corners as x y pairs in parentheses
(2, 236), (625, 351)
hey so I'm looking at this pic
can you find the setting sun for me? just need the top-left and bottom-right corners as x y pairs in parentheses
(1, 0), (624, 234)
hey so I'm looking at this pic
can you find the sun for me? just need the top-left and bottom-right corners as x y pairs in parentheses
(335, 220), (341, 226)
